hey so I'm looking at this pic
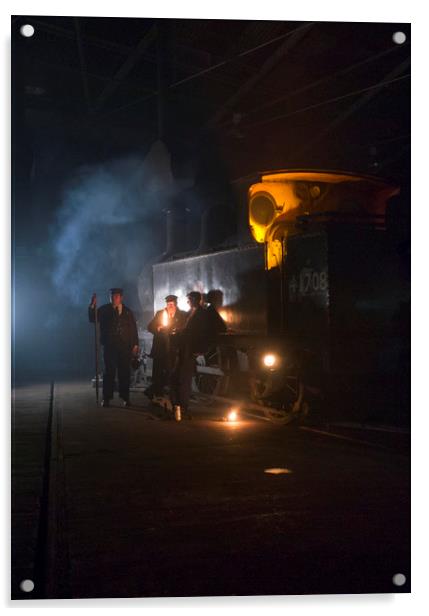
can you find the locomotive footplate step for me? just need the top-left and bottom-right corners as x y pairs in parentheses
(12, 380), (410, 598)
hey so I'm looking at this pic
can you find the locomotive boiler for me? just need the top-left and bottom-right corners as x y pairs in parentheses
(150, 170), (409, 425)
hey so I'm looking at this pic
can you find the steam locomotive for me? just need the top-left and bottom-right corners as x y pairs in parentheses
(149, 170), (410, 425)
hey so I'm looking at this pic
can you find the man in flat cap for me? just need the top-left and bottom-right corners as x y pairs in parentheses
(88, 288), (139, 407)
(145, 294), (187, 399)
(170, 291), (209, 419)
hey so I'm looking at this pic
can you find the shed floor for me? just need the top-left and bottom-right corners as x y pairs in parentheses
(12, 381), (410, 599)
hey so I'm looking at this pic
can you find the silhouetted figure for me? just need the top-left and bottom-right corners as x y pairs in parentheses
(205, 289), (227, 347)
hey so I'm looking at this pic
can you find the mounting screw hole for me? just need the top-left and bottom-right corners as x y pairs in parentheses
(20, 24), (35, 38)
(392, 573), (406, 586)
(20, 579), (35, 592)
(392, 31), (406, 45)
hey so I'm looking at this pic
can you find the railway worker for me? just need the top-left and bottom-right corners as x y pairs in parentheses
(88, 288), (139, 408)
(145, 294), (187, 400)
(170, 291), (209, 419)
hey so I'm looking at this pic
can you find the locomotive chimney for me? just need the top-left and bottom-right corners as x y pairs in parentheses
(164, 208), (175, 256)
(197, 206), (213, 253)
(163, 204), (190, 258)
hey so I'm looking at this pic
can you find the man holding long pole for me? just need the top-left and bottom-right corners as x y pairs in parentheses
(88, 288), (139, 407)
(94, 297), (100, 405)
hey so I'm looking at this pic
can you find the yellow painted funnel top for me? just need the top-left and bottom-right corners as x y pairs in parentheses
(248, 170), (398, 268)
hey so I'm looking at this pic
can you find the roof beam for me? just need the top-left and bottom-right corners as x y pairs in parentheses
(289, 56), (411, 161)
(31, 56), (155, 94)
(103, 24), (315, 118)
(31, 18), (133, 54)
(74, 18), (92, 113)
(240, 73), (410, 132)
(245, 43), (408, 119)
(205, 22), (315, 129)
(94, 25), (157, 110)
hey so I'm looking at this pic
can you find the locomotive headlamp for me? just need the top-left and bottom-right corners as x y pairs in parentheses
(262, 353), (277, 368)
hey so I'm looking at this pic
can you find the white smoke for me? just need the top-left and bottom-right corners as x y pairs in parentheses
(51, 140), (191, 307)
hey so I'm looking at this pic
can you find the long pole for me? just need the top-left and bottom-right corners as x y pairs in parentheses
(94, 296), (99, 405)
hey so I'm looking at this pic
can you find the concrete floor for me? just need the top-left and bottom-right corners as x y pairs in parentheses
(12, 381), (410, 599)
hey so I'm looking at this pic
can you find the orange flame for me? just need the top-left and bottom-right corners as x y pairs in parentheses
(162, 309), (168, 327)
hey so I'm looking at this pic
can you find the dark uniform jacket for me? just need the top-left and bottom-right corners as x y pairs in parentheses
(147, 308), (188, 359)
(88, 303), (139, 350)
(180, 306), (211, 356)
(180, 305), (227, 356)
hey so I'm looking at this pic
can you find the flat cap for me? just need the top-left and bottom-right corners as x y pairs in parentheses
(110, 287), (123, 295)
(165, 294), (178, 302)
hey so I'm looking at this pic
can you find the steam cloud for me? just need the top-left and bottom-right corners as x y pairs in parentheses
(51, 140), (191, 311)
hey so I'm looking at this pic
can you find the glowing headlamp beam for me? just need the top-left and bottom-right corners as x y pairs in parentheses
(262, 353), (277, 368)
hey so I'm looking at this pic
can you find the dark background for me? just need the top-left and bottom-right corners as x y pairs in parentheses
(11, 16), (410, 383)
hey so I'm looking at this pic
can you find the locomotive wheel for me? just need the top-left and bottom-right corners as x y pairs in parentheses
(194, 346), (309, 425)
(194, 346), (225, 396)
(250, 373), (307, 424)
(194, 372), (222, 395)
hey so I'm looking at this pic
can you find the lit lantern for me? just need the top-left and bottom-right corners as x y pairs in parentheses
(219, 309), (228, 322)
(162, 309), (168, 327)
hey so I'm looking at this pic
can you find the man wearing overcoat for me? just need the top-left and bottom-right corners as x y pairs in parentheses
(88, 287), (139, 407)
